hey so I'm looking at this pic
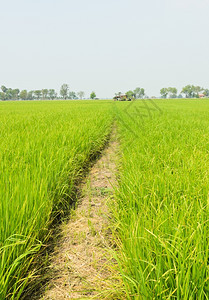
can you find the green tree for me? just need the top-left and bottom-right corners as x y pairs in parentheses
(90, 91), (96, 99)
(69, 91), (77, 99)
(19, 90), (28, 100)
(194, 86), (202, 98)
(42, 89), (48, 99)
(181, 85), (202, 98)
(181, 85), (193, 98)
(134, 87), (145, 99)
(126, 90), (134, 100)
(11, 89), (20, 100)
(27, 91), (34, 100)
(60, 84), (69, 99)
(0, 92), (6, 100)
(168, 87), (178, 98)
(133, 87), (140, 98)
(48, 89), (56, 99)
(204, 89), (209, 97)
(78, 91), (85, 99)
(5, 88), (13, 100)
(160, 88), (169, 98)
(1, 85), (7, 93)
(34, 90), (42, 100)
(139, 88), (145, 98)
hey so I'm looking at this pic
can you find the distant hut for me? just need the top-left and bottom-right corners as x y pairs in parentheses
(199, 93), (205, 98)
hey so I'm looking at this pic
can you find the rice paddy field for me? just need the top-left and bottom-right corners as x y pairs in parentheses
(0, 99), (209, 299)
(113, 99), (209, 299)
(0, 100), (112, 299)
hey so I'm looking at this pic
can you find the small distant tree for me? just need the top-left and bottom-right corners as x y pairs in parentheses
(6, 89), (13, 100)
(194, 86), (202, 98)
(181, 85), (203, 98)
(34, 90), (42, 100)
(133, 87), (139, 98)
(42, 89), (48, 99)
(126, 90), (134, 99)
(12, 89), (20, 100)
(204, 89), (209, 97)
(168, 87), (178, 98)
(181, 85), (193, 98)
(90, 91), (96, 99)
(133, 87), (145, 99)
(160, 88), (169, 98)
(48, 89), (56, 99)
(1, 85), (7, 93)
(78, 91), (85, 99)
(19, 90), (28, 100)
(27, 91), (34, 100)
(60, 84), (69, 99)
(69, 91), (77, 99)
(139, 88), (145, 98)
(0, 92), (6, 100)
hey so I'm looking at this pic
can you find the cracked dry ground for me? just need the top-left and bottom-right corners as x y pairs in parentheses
(40, 134), (119, 299)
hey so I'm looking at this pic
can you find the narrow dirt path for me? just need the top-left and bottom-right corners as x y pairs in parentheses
(40, 130), (119, 299)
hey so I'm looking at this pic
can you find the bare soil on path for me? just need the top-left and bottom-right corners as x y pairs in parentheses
(38, 131), (119, 299)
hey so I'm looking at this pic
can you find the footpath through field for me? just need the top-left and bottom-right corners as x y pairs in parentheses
(38, 128), (119, 299)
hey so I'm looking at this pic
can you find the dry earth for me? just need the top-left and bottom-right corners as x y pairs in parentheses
(38, 131), (120, 299)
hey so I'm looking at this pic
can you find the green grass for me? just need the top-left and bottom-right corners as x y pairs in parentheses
(0, 100), (113, 299)
(112, 99), (209, 299)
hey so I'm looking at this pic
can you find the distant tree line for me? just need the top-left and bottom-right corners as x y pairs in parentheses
(0, 86), (58, 101)
(0, 84), (94, 101)
(160, 85), (209, 98)
(1, 83), (209, 101)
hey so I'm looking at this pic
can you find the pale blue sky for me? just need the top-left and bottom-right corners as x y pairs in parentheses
(0, 0), (209, 98)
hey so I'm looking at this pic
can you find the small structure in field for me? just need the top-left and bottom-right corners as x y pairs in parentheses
(199, 93), (205, 98)
(113, 94), (132, 101)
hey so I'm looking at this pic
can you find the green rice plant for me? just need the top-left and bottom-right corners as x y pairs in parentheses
(112, 99), (209, 299)
(0, 100), (113, 299)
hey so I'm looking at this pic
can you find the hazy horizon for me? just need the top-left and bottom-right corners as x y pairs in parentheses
(1, 0), (209, 98)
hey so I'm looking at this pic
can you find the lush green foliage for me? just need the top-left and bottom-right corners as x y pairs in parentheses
(0, 100), (113, 299)
(113, 99), (209, 299)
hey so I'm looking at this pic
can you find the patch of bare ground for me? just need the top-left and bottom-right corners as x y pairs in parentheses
(38, 129), (121, 299)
